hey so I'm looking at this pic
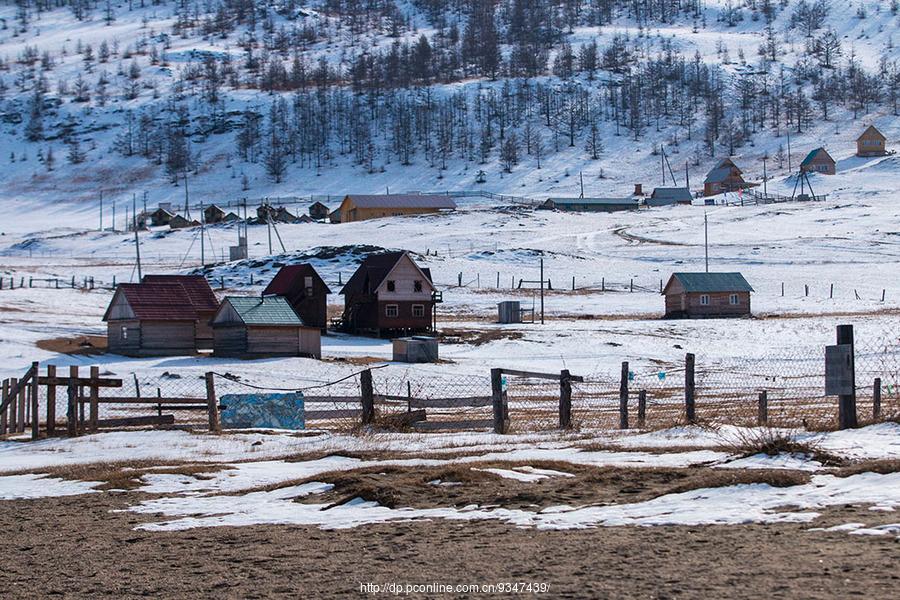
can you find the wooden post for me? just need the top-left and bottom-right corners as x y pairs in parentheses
(491, 368), (506, 434)
(16, 375), (26, 433)
(68, 366), (80, 435)
(758, 390), (768, 426)
(205, 372), (220, 433)
(836, 324), (857, 429)
(637, 390), (647, 428)
(8, 378), (17, 434)
(684, 353), (696, 424)
(873, 378), (881, 421)
(30, 361), (39, 440)
(1, 379), (8, 434)
(46, 365), (56, 435)
(89, 366), (99, 432)
(619, 361), (629, 429)
(360, 369), (375, 426)
(558, 369), (572, 429)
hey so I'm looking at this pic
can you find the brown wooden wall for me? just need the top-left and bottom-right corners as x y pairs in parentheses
(213, 326), (248, 357)
(107, 320), (141, 355)
(664, 292), (751, 318)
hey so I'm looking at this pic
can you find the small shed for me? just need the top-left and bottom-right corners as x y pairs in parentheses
(149, 207), (175, 227)
(328, 209), (341, 224)
(647, 187), (693, 206)
(142, 275), (219, 350)
(211, 296), (321, 358)
(498, 301), (522, 324)
(103, 283), (198, 356)
(262, 264), (332, 331)
(662, 272), (753, 319)
(309, 201), (330, 220)
(204, 205), (227, 224)
(540, 197), (640, 212)
(800, 148), (836, 175)
(392, 336), (439, 363)
(856, 125), (887, 157)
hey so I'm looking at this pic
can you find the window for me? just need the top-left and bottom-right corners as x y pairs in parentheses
(121, 326), (128, 340)
(386, 280), (396, 292)
(412, 304), (425, 318)
(414, 280), (423, 292)
(304, 276), (313, 296)
(700, 294), (710, 306)
(729, 294), (739, 305)
(385, 304), (399, 318)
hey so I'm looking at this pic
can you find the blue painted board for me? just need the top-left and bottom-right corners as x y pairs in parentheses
(220, 393), (305, 430)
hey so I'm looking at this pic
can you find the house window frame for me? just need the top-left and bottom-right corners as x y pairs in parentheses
(729, 293), (739, 305)
(121, 326), (128, 340)
(412, 304), (425, 318)
(385, 304), (399, 318)
(414, 280), (423, 292)
(700, 294), (710, 306)
(386, 280), (396, 292)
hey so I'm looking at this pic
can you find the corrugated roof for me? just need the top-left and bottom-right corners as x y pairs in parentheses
(546, 197), (639, 205)
(263, 264), (332, 296)
(225, 296), (304, 326)
(345, 194), (456, 209)
(142, 275), (219, 311)
(801, 147), (834, 166)
(704, 167), (732, 184)
(340, 252), (432, 295)
(666, 272), (753, 294)
(109, 283), (198, 321)
(650, 188), (693, 202)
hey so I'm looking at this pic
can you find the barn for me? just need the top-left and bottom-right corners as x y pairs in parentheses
(211, 296), (322, 358)
(856, 125), (887, 157)
(339, 251), (436, 336)
(309, 201), (330, 220)
(337, 194), (456, 223)
(262, 264), (332, 331)
(142, 275), (219, 350)
(539, 197), (640, 212)
(703, 158), (750, 196)
(149, 207), (175, 227)
(103, 283), (199, 356)
(169, 215), (199, 229)
(204, 205), (227, 224)
(662, 272), (753, 319)
(647, 187), (693, 206)
(800, 148), (836, 175)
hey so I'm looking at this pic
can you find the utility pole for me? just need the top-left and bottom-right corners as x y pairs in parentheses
(786, 129), (792, 173)
(685, 161), (690, 190)
(762, 154), (768, 199)
(132, 193), (137, 231)
(704, 212), (709, 273)
(99, 191), (103, 231)
(660, 147), (666, 184)
(134, 217), (142, 280)
(183, 170), (191, 219)
(579, 172), (584, 198)
(539, 258), (545, 325)
(200, 201), (205, 266)
(112, 202), (116, 233)
(142, 191), (148, 217)
(266, 206), (273, 255)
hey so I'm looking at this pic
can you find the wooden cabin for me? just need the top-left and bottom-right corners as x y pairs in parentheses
(169, 214), (199, 229)
(204, 205), (227, 224)
(539, 197), (640, 212)
(262, 264), (332, 331)
(339, 252), (436, 336)
(149, 207), (175, 227)
(856, 126), (886, 157)
(309, 201), (330, 220)
(800, 147), (836, 175)
(703, 158), (749, 196)
(257, 205), (298, 224)
(662, 272), (753, 319)
(337, 194), (456, 223)
(328, 209), (341, 223)
(103, 283), (199, 356)
(647, 188), (693, 207)
(142, 275), (219, 351)
(211, 296), (321, 358)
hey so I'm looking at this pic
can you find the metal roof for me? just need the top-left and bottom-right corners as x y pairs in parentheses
(704, 166), (732, 184)
(142, 275), (219, 311)
(224, 296), (305, 326)
(665, 272), (754, 294)
(649, 187), (693, 202)
(344, 194), (457, 209)
(105, 283), (199, 321)
(340, 252), (432, 296)
(263, 264), (332, 296)
(800, 147), (834, 167)
(545, 197), (639, 205)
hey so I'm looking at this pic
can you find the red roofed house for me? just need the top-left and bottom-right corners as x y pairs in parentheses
(103, 283), (200, 356)
(262, 264), (332, 332)
(142, 275), (220, 350)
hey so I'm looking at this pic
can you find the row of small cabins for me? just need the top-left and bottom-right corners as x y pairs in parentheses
(103, 252), (439, 358)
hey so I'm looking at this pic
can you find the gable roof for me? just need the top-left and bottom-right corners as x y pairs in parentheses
(340, 252), (432, 296)
(650, 187), (693, 202)
(309, 201), (329, 210)
(344, 194), (456, 210)
(222, 296), (305, 326)
(103, 283), (198, 321)
(544, 197), (639, 206)
(263, 264), (332, 296)
(663, 272), (754, 295)
(857, 125), (886, 142)
(801, 147), (835, 166)
(142, 275), (219, 312)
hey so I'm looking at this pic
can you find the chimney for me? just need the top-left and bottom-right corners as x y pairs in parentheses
(633, 183), (644, 196)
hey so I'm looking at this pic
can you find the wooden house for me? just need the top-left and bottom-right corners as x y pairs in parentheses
(703, 158), (750, 196)
(142, 275), (219, 350)
(647, 188), (693, 207)
(103, 283), (199, 356)
(800, 147), (836, 175)
(309, 201), (330, 220)
(211, 296), (321, 358)
(257, 204), (298, 224)
(662, 272), (753, 319)
(262, 264), (332, 331)
(339, 252), (436, 336)
(204, 205), (227, 224)
(539, 197), (640, 212)
(149, 207), (175, 227)
(856, 126), (887, 157)
(169, 214), (199, 229)
(328, 209), (341, 223)
(337, 194), (456, 223)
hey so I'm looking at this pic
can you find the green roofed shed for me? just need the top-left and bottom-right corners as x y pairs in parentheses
(662, 272), (753, 318)
(211, 296), (321, 358)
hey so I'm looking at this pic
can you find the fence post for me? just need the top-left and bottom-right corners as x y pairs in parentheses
(619, 361), (629, 429)
(559, 370), (572, 429)
(8, 377), (17, 434)
(16, 375), (26, 433)
(1, 379), (8, 434)
(46, 365), (56, 435)
(758, 390), (768, 426)
(873, 378), (881, 421)
(491, 368), (507, 434)
(89, 366), (99, 432)
(66, 382), (77, 437)
(684, 353), (696, 424)
(637, 390), (646, 428)
(30, 361), (39, 440)
(205, 372), (220, 433)
(836, 324), (857, 429)
(360, 369), (374, 426)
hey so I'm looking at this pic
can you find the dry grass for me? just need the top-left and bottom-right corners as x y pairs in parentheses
(17, 460), (234, 491)
(725, 427), (845, 467)
(35, 335), (107, 355)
